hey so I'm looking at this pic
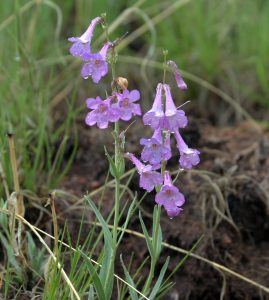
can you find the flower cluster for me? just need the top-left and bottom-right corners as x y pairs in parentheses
(69, 18), (200, 218)
(126, 61), (200, 218)
(69, 17), (141, 129)
(85, 89), (141, 129)
(68, 16), (111, 83)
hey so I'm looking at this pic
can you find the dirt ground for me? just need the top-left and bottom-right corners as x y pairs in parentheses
(59, 107), (269, 300)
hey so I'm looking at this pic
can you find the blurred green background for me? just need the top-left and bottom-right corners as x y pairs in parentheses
(0, 0), (269, 195)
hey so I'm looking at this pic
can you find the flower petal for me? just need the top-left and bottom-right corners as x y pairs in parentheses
(81, 63), (93, 78)
(129, 90), (140, 102)
(86, 97), (102, 109)
(85, 111), (97, 126)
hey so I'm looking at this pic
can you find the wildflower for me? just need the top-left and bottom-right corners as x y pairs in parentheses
(143, 83), (165, 129)
(155, 171), (185, 218)
(140, 128), (171, 166)
(174, 130), (200, 169)
(113, 89), (141, 121)
(85, 96), (119, 129)
(125, 153), (163, 192)
(81, 42), (112, 83)
(163, 84), (188, 131)
(68, 17), (102, 58)
(167, 60), (187, 91)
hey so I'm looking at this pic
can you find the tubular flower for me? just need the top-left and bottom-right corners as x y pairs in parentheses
(143, 83), (165, 129)
(81, 42), (112, 83)
(155, 171), (185, 218)
(85, 96), (119, 129)
(163, 84), (188, 131)
(174, 130), (200, 169)
(114, 89), (141, 121)
(125, 153), (163, 192)
(167, 60), (187, 91)
(68, 17), (102, 58)
(140, 128), (171, 167)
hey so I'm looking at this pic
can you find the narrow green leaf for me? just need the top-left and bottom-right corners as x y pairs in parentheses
(99, 243), (112, 283)
(117, 195), (137, 247)
(104, 146), (118, 178)
(85, 196), (113, 248)
(88, 285), (95, 300)
(85, 196), (114, 299)
(151, 206), (162, 260)
(99, 242), (114, 299)
(155, 282), (174, 300)
(79, 250), (106, 300)
(148, 257), (170, 300)
(155, 224), (162, 259)
(120, 255), (139, 300)
(139, 211), (154, 258)
(0, 232), (21, 275)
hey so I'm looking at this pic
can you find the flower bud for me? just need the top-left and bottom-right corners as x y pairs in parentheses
(115, 77), (128, 90)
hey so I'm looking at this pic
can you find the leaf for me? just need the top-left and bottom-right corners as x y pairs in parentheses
(99, 244), (112, 283)
(88, 285), (95, 300)
(117, 195), (137, 247)
(120, 255), (139, 300)
(0, 232), (21, 276)
(139, 211), (154, 258)
(155, 282), (174, 300)
(85, 196), (113, 248)
(151, 206), (162, 260)
(99, 242), (114, 299)
(104, 146), (118, 179)
(79, 250), (106, 300)
(148, 257), (170, 300)
(85, 196), (115, 299)
(155, 224), (163, 259)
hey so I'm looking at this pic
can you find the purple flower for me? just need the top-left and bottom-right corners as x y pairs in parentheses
(85, 96), (119, 129)
(140, 128), (171, 166)
(167, 60), (187, 91)
(81, 42), (112, 83)
(163, 84), (188, 131)
(155, 171), (185, 218)
(68, 17), (102, 58)
(125, 153), (163, 192)
(174, 130), (200, 169)
(143, 83), (165, 129)
(114, 89), (141, 121)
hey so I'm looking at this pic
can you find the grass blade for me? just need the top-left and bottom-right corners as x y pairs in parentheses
(79, 250), (106, 300)
(120, 254), (139, 300)
(148, 257), (170, 300)
(139, 211), (154, 258)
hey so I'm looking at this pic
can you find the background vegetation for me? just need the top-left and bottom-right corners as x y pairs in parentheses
(1, 0), (268, 194)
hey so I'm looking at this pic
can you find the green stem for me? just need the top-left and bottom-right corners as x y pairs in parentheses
(143, 205), (161, 295)
(162, 49), (168, 84)
(113, 121), (121, 248)
(105, 41), (121, 295)
(143, 258), (156, 295)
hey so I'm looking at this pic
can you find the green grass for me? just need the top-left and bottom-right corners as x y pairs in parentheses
(0, 0), (78, 195)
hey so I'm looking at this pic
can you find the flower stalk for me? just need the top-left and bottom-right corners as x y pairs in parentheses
(113, 120), (121, 248)
(68, 14), (200, 298)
